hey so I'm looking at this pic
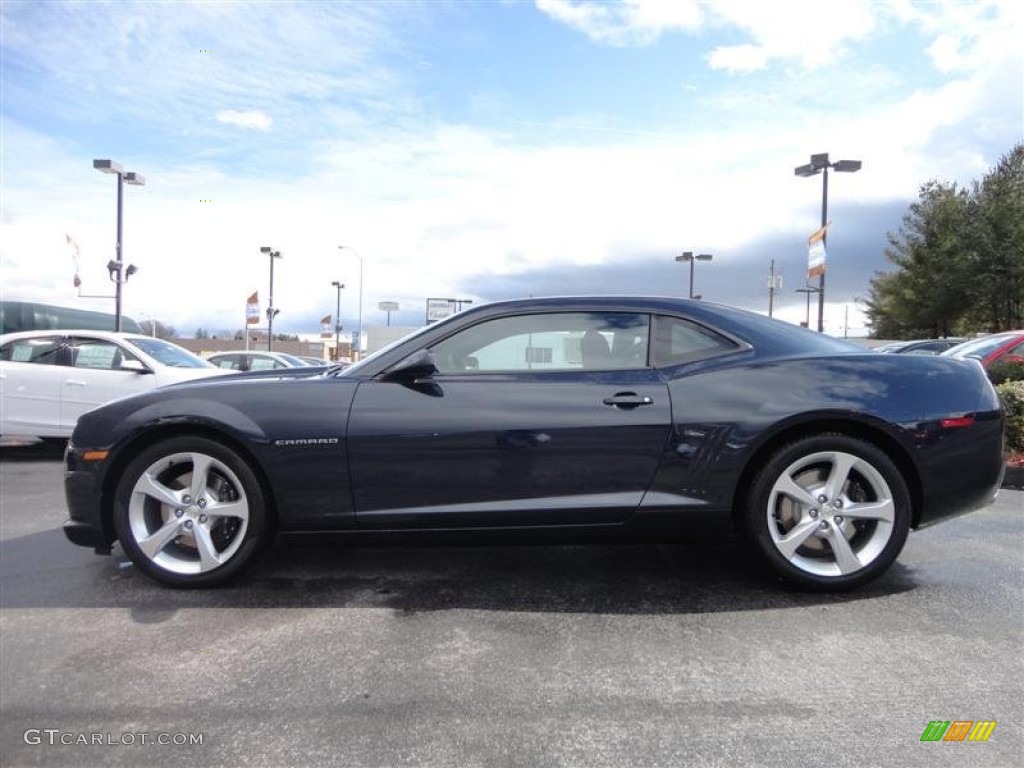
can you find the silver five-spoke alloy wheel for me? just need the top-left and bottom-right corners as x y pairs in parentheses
(746, 434), (911, 590)
(766, 450), (894, 577)
(127, 451), (249, 575)
(115, 436), (267, 587)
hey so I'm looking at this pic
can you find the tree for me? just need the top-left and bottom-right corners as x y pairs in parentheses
(865, 180), (974, 337)
(867, 144), (1024, 337)
(137, 319), (177, 340)
(195, 328), (210, 339)
(966, 145), (1024, 331)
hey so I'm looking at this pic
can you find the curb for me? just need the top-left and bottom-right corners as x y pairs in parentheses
(1002, 464), (1024, 490)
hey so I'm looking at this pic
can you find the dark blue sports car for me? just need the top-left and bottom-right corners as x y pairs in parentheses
(64, 297), (1005, 590)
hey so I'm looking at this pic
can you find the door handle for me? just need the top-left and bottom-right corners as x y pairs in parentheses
(65, 379), (87, 387)
(602, 393), (653, 408)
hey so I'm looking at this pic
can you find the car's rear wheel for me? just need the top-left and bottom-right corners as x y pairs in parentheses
(113, 436), (268, 587)
(744, 434), (911, 591)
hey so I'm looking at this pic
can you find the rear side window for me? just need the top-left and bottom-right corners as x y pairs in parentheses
(251, 357), (286, 370)
(651, 315), (739, 367)
(211, 355), (244, 370)
(0, 336), (62, 365)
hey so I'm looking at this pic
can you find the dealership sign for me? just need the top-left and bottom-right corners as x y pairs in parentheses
(426, 298), (454, 323)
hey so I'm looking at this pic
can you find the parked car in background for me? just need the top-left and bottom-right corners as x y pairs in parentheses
(941, 331), (1024, 369)
(0, 330), (226, 440)
(875, 338), (964, 355)
(62, 297), (1004, 592)
(206, 350), (315, 372)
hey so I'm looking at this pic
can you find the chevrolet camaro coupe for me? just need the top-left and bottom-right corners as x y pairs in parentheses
(63, 297), (1005, 590)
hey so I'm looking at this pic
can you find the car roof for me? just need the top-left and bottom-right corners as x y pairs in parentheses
(208, 350), (285, 357)
(1, 329), (156, 343)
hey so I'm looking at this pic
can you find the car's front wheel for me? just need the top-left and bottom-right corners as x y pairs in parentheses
(113, 436), (268, 587)
(744, 434), (911, 591)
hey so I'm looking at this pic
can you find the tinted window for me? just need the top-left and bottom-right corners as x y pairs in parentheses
(1003, 342), (1024, 358)
(0, 336), (62, 364)
(651, 315), (739, 367)
(944, 333), (1021, 360)
(431, 312), (649, 373)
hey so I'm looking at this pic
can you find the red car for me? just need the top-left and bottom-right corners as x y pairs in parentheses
(941, 331), (1024, 368)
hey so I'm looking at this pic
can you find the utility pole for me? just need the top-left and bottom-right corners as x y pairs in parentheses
(767, 260), (782, 317)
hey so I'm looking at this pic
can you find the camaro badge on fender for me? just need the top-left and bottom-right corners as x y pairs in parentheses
(272, 438), (340, 447)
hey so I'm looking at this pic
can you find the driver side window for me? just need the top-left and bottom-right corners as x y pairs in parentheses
(430, 312), (649, 374)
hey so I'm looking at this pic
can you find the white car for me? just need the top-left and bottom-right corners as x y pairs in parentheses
(0, 330), (227, 440)
(206, 350), (320, 371)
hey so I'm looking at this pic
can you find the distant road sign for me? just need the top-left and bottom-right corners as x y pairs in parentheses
(426, 298), (453, 323)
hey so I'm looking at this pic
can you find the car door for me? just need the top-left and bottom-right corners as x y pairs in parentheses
(346, 311), (672, 528)
(0, 335), (65, 437)
(60, 336), (153, 431)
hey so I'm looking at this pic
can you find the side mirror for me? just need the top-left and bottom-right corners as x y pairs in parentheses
(383, 349), (438, 381)
(119, 359), (153, 374)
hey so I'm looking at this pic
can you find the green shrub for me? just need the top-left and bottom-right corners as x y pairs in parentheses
(996, 381), (1024, 455)
(988, 362), (1024, 386)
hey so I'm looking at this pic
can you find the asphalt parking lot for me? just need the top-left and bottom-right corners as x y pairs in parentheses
(1, 439), (1021, 767)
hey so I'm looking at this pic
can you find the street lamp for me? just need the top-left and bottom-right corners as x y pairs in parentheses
(338, 246), (363, 360)
(794, 152), (861, 332)
(93, 159), (145, 331)
(260, 246), (282, 350)
(675, 251), (713, 299)
(331, 280), (344, 360)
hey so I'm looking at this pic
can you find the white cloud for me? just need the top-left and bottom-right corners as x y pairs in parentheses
(534, 0), (701, 46)
(216, 109), (273, 131)
(539, 0), (1019, 76)
(1, 1), (1020, 337)
(705, 44), (768, 74)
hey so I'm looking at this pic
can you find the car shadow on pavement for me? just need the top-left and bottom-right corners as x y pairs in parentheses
(0, 527), (918, 618)
(0, 439), (66, 461)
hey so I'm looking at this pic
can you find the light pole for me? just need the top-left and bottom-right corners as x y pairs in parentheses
(794, 152), (861, 332)
(331, 280), (344, 360)
(675, 251), (713, 299)
(260, 246), (282, 350)
(93, 159), (145, 331)
(339, 246), (363, 360)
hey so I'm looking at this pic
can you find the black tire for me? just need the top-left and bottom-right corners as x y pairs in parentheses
(113, 436), (269, 588)
(744, 434), (911, 591)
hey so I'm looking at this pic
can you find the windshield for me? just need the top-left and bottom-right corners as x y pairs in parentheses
(942, 333), (1019, 360)
(340, 324), (441, 376)
(131, 337), (214, 368)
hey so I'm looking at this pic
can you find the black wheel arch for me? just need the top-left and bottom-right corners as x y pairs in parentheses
(98, 423), (280, 547)
(729, 414), (923, 532)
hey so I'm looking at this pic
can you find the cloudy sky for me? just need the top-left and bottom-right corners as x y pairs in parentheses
(1, 0), (1021, 340)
